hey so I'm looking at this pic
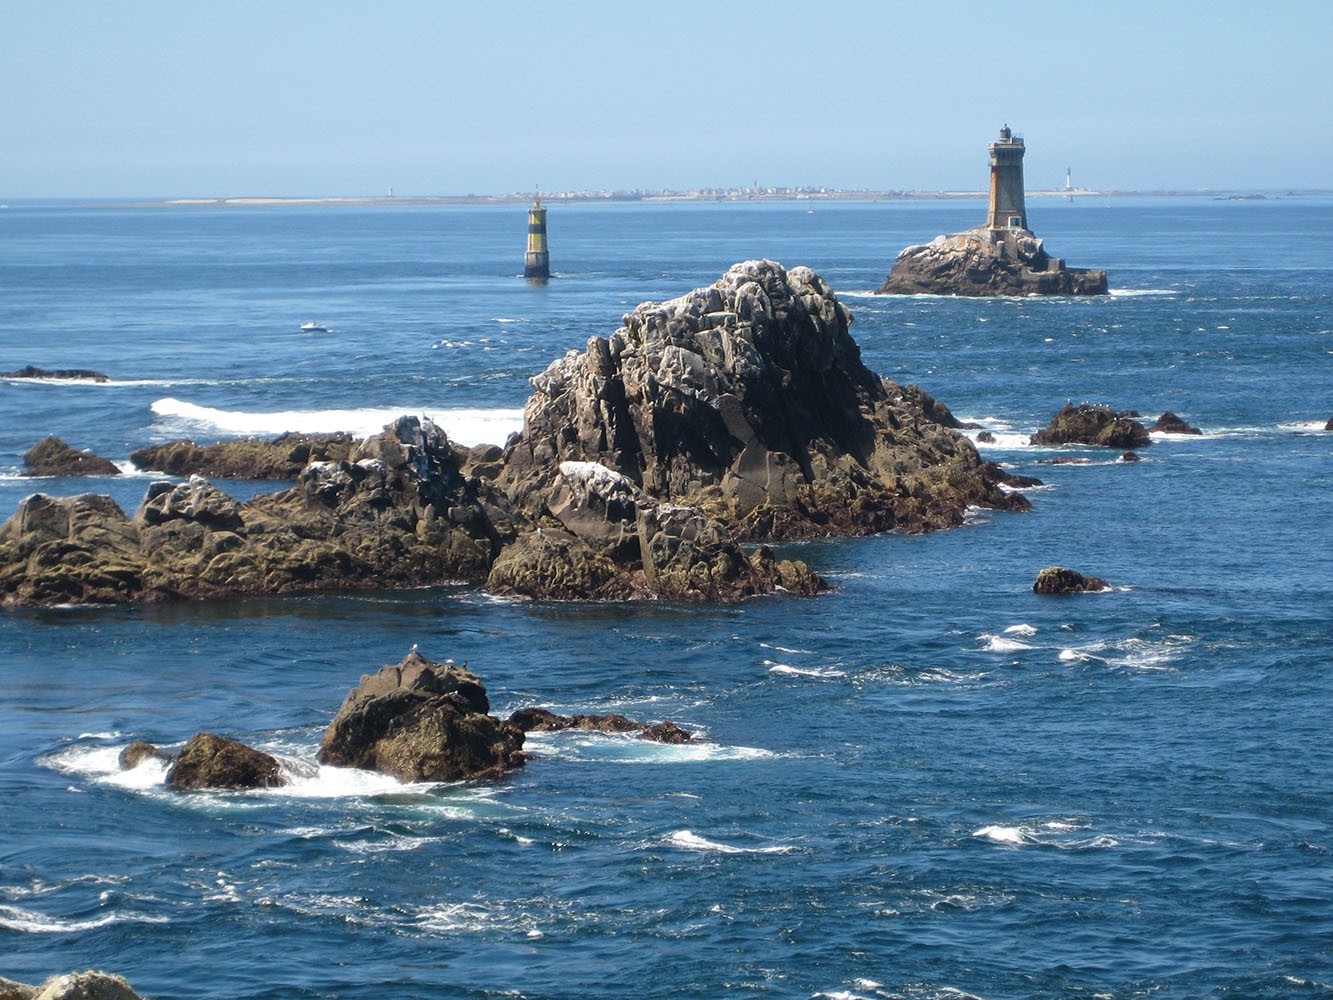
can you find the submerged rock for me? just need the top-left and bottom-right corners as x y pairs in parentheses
(1031, 404), (1151, 449)
(22, 437), (120, 478)
(165, 733), (287, 790)
(318, 650), (526, 782)
(130, 432), (355, 479)
(508, 707), (694, 743)
(1033, 566), (1109, 594)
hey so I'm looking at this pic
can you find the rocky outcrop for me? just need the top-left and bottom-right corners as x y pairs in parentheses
(130, 432), (355, 479)
(0, 416), (515, 606)
(165, 732), (287, 790)
(1031, 404), (1151, 449)
(876, 228), (1107, 297)
(22, 437), (120, 477)
(497, 259), (1026, 544)
(1033, 566), (1109, 594)
(0, 971), (146, 1000)
(1149, 412), (1202, 435)
(318, 650), (526, 782)
(1, 366), (109, 382)
(0, 261), (1033, 607)
(485, 461), (825, 601)
(508, 706), (694, 743)
(1324, 417), (1333, 431)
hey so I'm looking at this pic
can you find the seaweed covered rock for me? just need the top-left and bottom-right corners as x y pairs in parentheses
(22, 437), (120, 477)
(497, 259), (1025, 543)
(130, 432), (355, 479)
(1031, 404), (1151, 449)
(318, 650), (526, 782)
(165, 732), (287, 790)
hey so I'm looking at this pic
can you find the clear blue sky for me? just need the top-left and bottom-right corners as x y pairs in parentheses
(3, 0), (1330, 198)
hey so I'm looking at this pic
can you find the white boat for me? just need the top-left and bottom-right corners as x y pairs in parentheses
(299, 321), (331, 334)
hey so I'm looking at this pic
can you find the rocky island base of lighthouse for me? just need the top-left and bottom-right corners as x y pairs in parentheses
(877, 126), (1107, 297)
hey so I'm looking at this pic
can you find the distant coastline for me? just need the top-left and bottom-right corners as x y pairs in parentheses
(79, 186), (1332, 209)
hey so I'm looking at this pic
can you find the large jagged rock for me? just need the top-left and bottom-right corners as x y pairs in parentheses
(1031, 404), (1151, 449)
(497, 259), (1026, 544)
(0, 261), (1034, 607)
(486, 460), (826, 601)
(22, 437), (120, 478)
(130, 432), (355, 479)
(876, 227), (1107, 296)
(0, 417), (516, 606)
(318, 650), (526, 782)
(165, 733), (287, 790)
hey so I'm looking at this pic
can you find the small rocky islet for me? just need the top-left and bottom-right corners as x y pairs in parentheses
(120, 648), (691, 791)
(0, 259), (1030, 608)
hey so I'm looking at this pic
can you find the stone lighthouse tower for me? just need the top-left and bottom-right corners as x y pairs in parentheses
(986, 124), (1028, 232)
(523, 196), (550, 281)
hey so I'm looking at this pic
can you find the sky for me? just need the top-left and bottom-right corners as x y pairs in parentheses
(3, 0), (1330, 198)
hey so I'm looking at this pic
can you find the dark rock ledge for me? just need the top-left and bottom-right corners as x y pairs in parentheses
(0, 260), (1027, 608)
(22, 437), (121, 478)
(1033, 566), (1110, 594)
(1031, 404), (1151, 449)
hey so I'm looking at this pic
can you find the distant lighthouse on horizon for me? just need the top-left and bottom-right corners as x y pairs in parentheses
(523, 195), (550, 282)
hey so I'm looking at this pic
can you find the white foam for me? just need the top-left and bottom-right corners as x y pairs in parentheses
(1277, 419), (1330, 434)
(665, 830), (798, 855)
(1003, 623), (1037, 637)
(973, 824), (1030, 846)
(150, 397), (523, 447)
(524, 731), (773, 765)
(1108, 288), (1176, 297)
(766, 662), (846, 679)
(0, 902), (167, 934)
(969, 431), (1035, 449)
(978, 634), (1035, 653)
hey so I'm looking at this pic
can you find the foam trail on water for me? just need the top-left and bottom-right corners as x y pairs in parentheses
(978, 634), (1035, 653)
(0, 903), (168, 934)
(665, 830), (798, 855)
(150, 397), (523, 447)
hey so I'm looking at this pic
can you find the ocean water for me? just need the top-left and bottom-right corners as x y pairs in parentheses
(1, 195), (1331, 999)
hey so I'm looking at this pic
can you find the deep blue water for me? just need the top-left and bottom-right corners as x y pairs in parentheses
(1, 196), (1331, 999)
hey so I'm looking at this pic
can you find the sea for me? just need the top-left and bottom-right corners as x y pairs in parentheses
(1, 194), (1330, 999)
